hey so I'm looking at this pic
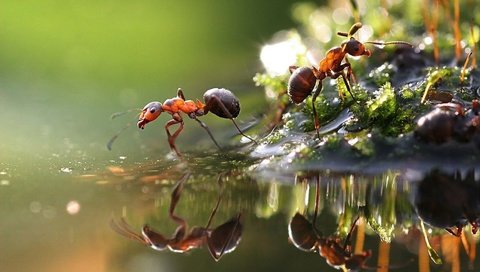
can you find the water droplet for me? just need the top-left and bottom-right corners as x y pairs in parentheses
(60, 167), (73, 173)
(30, 201), (42, 213)
(66, 200), (81, 215)
(0, 171), (7, 175)
(119, 156), (127, 160)
(0, 180), (10, 186)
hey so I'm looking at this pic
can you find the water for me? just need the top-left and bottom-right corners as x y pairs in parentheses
(2, 1), (480, 272)
(2, 143), (480, 271)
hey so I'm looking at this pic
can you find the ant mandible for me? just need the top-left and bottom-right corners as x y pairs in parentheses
(288, 22), (413, 137)
(108, 88), (257, 156)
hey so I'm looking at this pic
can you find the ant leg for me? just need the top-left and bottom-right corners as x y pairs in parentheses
(445, 227), (462, 237)
(205, 174), (225, 229)
(312, 175), (320, 228)
(165, 115), (184, 156)
(177, 88), (186, 100)
(191, 116), (222, 150)
(168, 173), (190, 239)
(211, 212), (243, 261)
(170, 172), (190, 217)
(340, 72), (356, 101)
(343, 58), (357, 83)
(205, 96), (258, 144)
(343, 216), (360, 252)
(330, 70), (356, 101)
(311, 80), (323, 138)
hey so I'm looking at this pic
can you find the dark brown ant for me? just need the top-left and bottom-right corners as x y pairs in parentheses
(108, 88), (257, 156)
(289, 212), (372, 271)
(415, 100), (480, 144)
(414, 169), (480, 237)
(288, 22), (413, 137)
(110, 173), (243, 261)
(288, 176), (412, 271)
(288, 174), (373, 271)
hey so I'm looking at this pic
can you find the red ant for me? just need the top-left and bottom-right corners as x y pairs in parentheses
(108, 88), (257, 156)
(288, 175), (411, 271)
(110, 173), (243, 261)
(289, 212), (372, 271)
(288, 22), (413, 137)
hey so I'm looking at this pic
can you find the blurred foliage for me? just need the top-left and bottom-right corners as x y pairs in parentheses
(254, 0), (480, 162)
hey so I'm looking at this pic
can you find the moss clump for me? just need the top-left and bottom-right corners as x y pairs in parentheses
(348, 82), (398, 135)
(253, 73), (288, 100)
(367, 63), (395, 87)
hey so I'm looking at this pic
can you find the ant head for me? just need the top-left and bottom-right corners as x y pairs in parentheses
(342, 38), (371, 57)
(137, 101), (163, 129)
(142, 225), (169, 250)
(203, 88), (240, 119)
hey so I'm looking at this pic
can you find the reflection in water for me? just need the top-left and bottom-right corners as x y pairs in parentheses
(414, 169), (480, 236)
(289, 213), (372, 271)
(413, 169), (480, 269)
(111, 173), (243, 262)
(101, 159), (480, 272)
(288, 176), (383, 271)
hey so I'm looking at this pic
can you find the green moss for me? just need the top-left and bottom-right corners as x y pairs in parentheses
(302, 94), (343, 130)
(324, 133), (343, 150)
(368, 82), (396, 119)
(400, 86), (415, 99)
(352, 135), (375, 157)
(367, 63), (395, 87)
(253, 72), (288, 99)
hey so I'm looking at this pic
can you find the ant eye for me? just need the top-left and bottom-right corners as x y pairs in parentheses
(150, 108), (156, 113)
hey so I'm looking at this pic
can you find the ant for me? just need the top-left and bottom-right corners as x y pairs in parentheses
(288, 174), (373, 271)
(110, 173), (243, 261)
(288, 175), (411, 271)
(288, 22), (413, 137)
(289, 212), (372, 271)
(108, 88), (257, 156)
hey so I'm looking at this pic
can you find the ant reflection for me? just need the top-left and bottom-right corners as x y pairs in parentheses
(110, 173), (243, 261)
(287, 175), (373, 272)
(414, 169), (480, 236)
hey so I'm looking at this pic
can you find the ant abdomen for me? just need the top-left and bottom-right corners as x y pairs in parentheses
(288, 66), (317, 104)
(204, 88), (241, 118)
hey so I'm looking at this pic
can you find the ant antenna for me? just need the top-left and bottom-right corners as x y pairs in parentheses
(348, 22), (363, 37)
(363, 41), (414, 48)
(110, 217), (148, 245)
(110, 108), (142, 120)
(337, 22), (363, 38)
(107, 123), (132, 150)
(107, 108), (142, 150)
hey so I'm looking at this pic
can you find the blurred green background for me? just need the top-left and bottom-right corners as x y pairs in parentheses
(0, 1), (302, 272)
(0, 0), (302, 159)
